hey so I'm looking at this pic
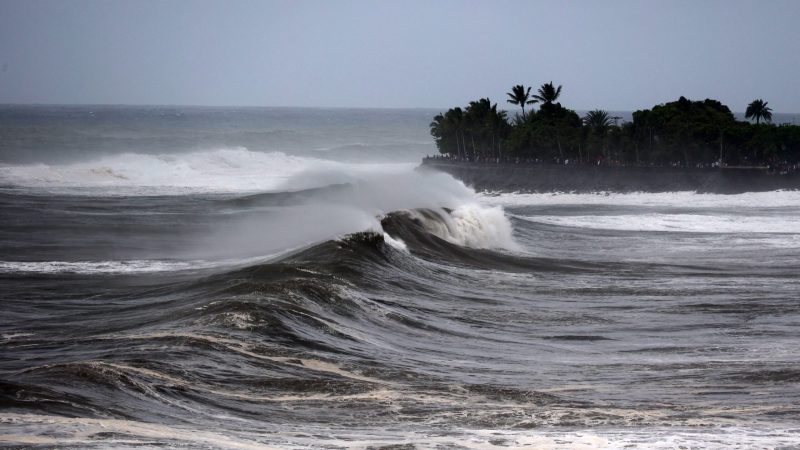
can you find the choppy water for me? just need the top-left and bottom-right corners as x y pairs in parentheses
(2, 106), (800, 449)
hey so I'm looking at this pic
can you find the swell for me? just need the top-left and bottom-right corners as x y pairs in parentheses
(0, 225), (578, 436)
(4, 202), (800, 446)
(0, 209), (594, 426)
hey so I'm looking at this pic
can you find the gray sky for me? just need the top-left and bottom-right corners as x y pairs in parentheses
(1, 0), (799, 112)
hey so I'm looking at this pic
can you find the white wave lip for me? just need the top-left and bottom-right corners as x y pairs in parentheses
(0, 147), (413, 194)
(519, 213), (800, 234)
(409, 205), (520, 251)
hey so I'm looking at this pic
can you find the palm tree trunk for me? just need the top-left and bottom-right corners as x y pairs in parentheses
(556, 130), (563, 159)
(471, 135), (476, 161)
(461, 130), (467, 160)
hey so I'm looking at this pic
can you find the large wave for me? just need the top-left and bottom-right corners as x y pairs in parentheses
(0, 149), (520, 271)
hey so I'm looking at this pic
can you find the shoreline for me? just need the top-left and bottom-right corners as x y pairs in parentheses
(420, 158), (800, 194)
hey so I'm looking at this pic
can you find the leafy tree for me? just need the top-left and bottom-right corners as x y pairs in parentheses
(430, 107), (465, 158)
(465, 98), (509, 160)
(444, 107), (466, 159)
(429, 112), (453, 156)
(431, 99), (509, 160)
(506, 85), (537, 118)
(745, 99), (773, 124)
(630, 97), (737, 166)
(507, 102), (581, 161)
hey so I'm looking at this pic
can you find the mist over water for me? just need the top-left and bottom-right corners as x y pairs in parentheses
(2, 106), (800, 448)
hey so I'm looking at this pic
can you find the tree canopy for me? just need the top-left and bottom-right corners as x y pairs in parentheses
(431, 85), (799, 169)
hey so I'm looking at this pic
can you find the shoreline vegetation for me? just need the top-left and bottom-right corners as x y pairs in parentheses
(428, 83), (800, 175)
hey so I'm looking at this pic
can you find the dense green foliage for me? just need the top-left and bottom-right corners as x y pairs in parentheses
(430, 98), (510, 161)
(431, 85), (800, 169)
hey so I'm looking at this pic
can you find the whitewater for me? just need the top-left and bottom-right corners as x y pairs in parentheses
(1, 106), (799, 449)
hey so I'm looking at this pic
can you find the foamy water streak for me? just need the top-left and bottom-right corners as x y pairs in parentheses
(0, 260), (208, 274)
(0, 255), (287, 275)
(3, 413), (799, 449)
(482, 190), (800, 208)
(517, 213), (800, 234)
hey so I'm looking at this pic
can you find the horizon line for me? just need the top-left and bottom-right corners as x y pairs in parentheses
(1, 102), (798, 116)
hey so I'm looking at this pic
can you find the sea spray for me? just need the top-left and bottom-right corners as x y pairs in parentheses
(186, 161), (518, 259)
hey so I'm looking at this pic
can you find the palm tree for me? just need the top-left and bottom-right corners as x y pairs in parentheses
(745, 99), (773, 124)
(506, 85), (537, 118)
(430, 107), (466, 158)
(532, 81), (563, 106)
(429, 113), (450, 155)
(488, 102), (509, 160)
(465, 98), (493, 159)
(583, 109), (613, 163)
(583, 109), (612, 133)
(444, 107), (466, 159)
(464, 98), (509, 160)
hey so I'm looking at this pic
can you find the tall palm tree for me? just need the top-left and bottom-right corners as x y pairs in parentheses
(532, 81), (563, 106)
(430, 107), (466, 158)
(429, 113), (450, 155)
(745, 99), (773, 124)
(465, 98), (509, 160)
(506, 85), (537, 118)
(465, 98), (493, 159)
(444, 107), (466, 159)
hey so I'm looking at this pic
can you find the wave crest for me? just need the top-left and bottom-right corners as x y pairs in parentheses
(406, 206), (518, 251)
(0, 147), (411, 195)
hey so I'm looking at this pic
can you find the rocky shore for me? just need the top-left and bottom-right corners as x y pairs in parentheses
(420, 158), (800, 194)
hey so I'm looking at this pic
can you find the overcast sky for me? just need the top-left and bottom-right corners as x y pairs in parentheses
(1, 0), (798, 112)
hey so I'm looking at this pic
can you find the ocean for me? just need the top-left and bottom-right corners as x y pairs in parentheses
(1, 106), (799, 449)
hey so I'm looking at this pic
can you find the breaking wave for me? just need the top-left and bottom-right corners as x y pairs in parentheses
(0, 147), (414, 194)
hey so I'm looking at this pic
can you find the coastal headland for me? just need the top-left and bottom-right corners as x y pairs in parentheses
(427, 82), (800, 193)
(420, 158), (800, 194)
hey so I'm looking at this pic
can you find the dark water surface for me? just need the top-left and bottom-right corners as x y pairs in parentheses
(1, 106), (799, 448)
